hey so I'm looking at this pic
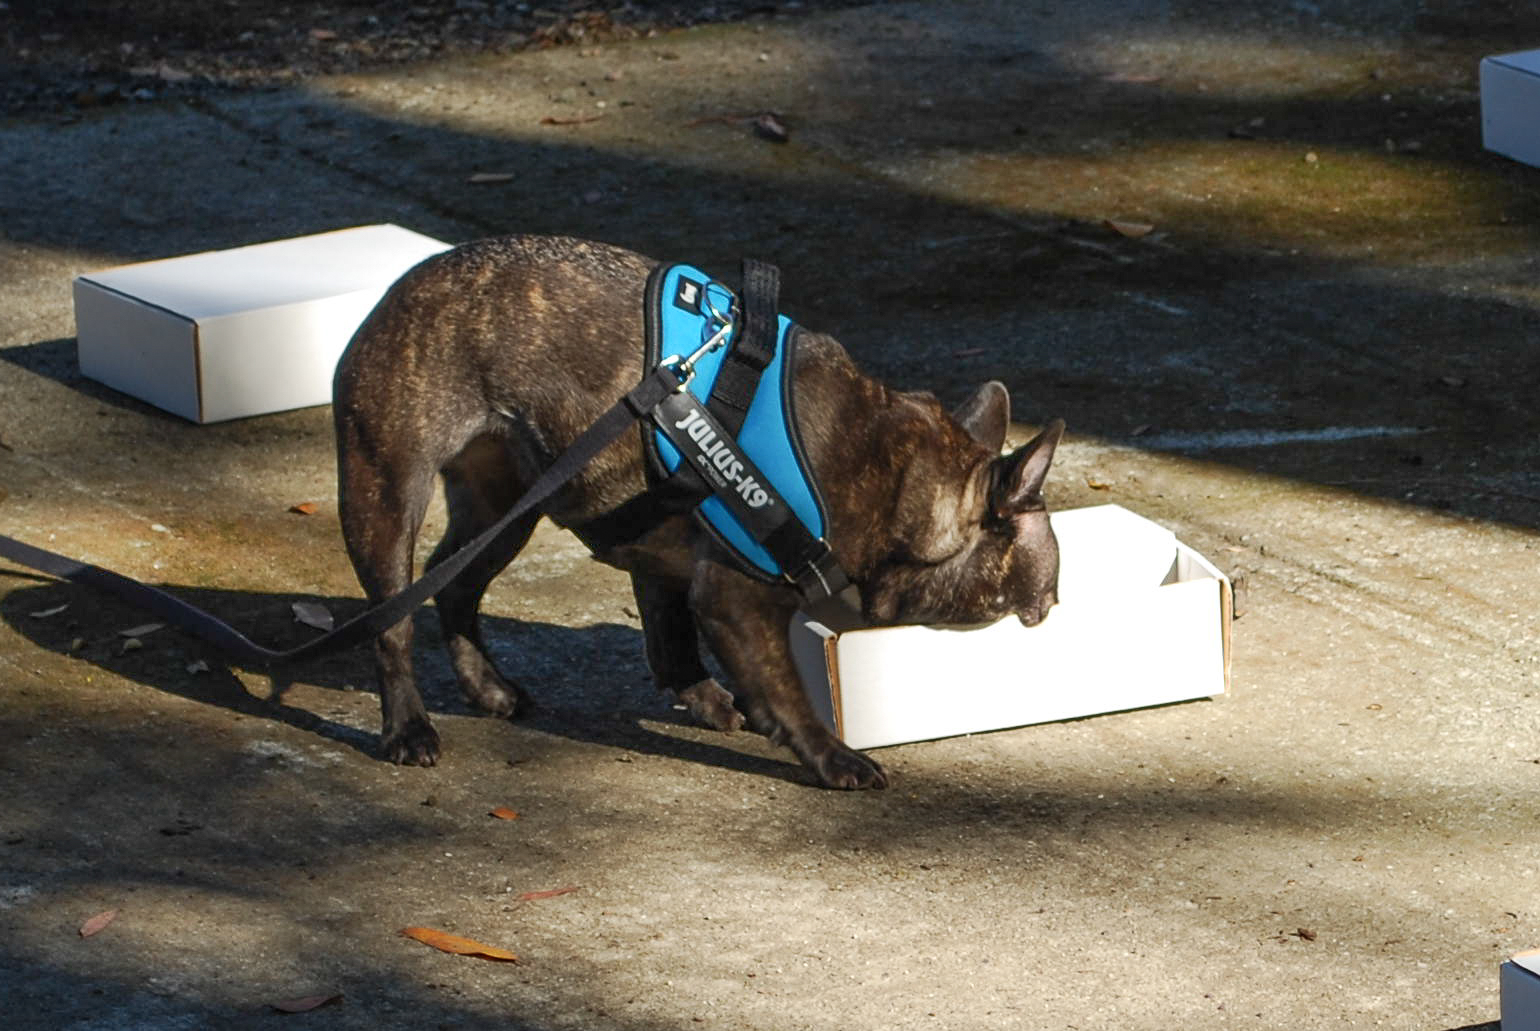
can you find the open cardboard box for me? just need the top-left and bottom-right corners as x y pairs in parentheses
(791, 504), (1232, 750)
(1504, 949), (1540, 1030)
(1481, 49), (1540, 169)
(73, 224), (450, 423)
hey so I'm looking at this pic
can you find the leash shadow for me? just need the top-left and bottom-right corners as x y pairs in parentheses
(0, 576), (801, 781)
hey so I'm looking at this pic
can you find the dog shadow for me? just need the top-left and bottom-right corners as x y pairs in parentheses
(0, 574), (802, 781)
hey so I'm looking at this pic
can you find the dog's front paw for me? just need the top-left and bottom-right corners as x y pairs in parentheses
(676, 678), (744, 732)
(381, 717), (441, 766)
(813, 744), (888, 790)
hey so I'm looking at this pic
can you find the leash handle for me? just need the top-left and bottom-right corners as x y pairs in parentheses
(0, 364), (686, 667)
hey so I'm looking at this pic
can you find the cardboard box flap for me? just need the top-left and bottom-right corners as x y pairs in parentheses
(790, 619), (841, 737)
(1482, 49), (1540, 169)
(1489, 50), (1540, 76)
(76, 224), (447, 320)
(1049, 504), (1177, 603)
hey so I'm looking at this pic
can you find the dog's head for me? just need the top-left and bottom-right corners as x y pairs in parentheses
(862, 382), (1063, 630)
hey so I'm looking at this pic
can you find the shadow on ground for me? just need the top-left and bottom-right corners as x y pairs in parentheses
(2, 11), (1538, 535)
(0, 575), (813, 782)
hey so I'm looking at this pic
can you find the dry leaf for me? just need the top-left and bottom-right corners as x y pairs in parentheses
(1086, 477), (1113, 491)
(1295, 928), (1317, 942)
(516, 885), (578, 902)
(30, 604), (69, 619)
(467, 172), (516, 184)
(79, 909), (119, 938)
(1104, 219), (1155, 239)
(288, 502), (318, 515)
(489, 807), (520, 821)
(119, 623), (164, 638)
(292, 601), (334, 633)
(400, 926), (519, 962)
(271, 993), (343, 1013)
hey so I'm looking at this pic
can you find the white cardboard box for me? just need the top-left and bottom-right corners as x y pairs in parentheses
(73, 224), (450, 423)
(1504, 950), (1540, 1030)
(1481, 50), (1540, 168)
(791, 504), (1232, 750)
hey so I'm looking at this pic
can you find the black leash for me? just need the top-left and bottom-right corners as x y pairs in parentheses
(0, 363), (686, 667)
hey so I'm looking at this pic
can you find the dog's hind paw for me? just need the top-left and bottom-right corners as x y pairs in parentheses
(381, 717), (441, 766)
(677, 678), (745, 732)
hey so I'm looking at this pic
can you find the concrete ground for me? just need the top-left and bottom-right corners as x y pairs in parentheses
(2, 1), (1538, 1027)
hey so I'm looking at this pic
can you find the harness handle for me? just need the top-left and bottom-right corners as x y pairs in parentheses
(706, 259), (780, 438)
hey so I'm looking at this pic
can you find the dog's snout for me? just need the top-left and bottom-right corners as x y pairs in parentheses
(1017, 590), (1058, 628)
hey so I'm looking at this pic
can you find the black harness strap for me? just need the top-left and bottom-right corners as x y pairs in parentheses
(705, 259), (779, 439)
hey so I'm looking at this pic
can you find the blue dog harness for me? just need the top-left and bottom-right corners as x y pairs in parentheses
(643, 263), (828, 581)
(574, 258), (854, 613)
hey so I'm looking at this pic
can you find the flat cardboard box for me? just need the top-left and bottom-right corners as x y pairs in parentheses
(1504, 950), (1540, 1030)
(73, 224), (451, 423)
(791, 504), (1232, 750)
(1481, 50), (1540, 168)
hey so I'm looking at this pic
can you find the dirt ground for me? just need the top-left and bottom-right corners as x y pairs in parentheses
(2, 0), (1540, 1028)
(0, 0), (874, 114)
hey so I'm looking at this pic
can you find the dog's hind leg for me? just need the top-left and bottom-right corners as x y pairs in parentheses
(336, 430), (443, 766)
(629, 572), (744, 732)
(430, 434), (540, 720)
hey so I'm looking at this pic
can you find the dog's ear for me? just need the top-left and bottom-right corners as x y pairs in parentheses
(952, 381), (1011, 454)
(991, 419), (1064, 518)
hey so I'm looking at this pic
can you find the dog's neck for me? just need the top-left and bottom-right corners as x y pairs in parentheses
(789, 334), (993, 585)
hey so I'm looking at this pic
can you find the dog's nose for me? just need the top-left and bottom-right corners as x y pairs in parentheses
(1018, 591), (1058, 628)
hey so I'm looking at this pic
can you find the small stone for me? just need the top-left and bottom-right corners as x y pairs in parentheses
(753, 113), (789, 143)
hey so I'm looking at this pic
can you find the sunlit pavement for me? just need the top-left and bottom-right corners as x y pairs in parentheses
(0, 2), (1536, 1028)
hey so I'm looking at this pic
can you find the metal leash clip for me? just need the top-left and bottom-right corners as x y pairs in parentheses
(661, 280), (737, 389)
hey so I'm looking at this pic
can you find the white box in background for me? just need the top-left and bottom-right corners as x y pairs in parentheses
(73, 224), (450, 423)
(791, 504), (1232, 750)
(1481, 50), (1540, 168)
(1504, 950), (1540, 1030)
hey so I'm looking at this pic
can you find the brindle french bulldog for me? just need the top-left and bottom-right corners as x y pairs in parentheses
(332, 235), (1063, 789)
